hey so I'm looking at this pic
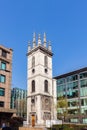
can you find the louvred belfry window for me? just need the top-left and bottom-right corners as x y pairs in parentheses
(32, 56), (35, 68)
(44, 80), (48, 92)
(44, 56), (48, 67)
(32, 80), (35, 92)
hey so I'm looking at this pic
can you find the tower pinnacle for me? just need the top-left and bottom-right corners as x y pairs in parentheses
(43, 32), (46, 47)
(38, 34), (41, 45)
(33, 32), (36, 48)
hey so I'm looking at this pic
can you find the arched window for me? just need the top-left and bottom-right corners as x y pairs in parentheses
(44, 56), (48, 67)
(32, 56), (35, 68)
(44, 80), (48, 92)
(32, 80), (35, 92)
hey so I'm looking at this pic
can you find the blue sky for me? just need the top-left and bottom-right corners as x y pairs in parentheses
(0, 0), (87, 89)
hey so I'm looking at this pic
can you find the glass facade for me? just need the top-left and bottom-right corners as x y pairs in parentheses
(56, 69), (87, 124)
(11, 87), (27, 118)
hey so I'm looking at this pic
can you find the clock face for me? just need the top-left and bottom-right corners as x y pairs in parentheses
(42, 96), (51, 110)
(44, 98), (51, 110)
(45, 98), (49, 105)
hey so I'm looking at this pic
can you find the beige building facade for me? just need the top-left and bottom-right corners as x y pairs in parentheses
(0, 45), (16, 124)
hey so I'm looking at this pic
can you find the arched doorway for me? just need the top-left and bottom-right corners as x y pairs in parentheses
(31, 115), (35, 127)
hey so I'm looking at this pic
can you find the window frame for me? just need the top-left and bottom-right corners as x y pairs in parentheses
(2, 50), (7, 58)
(0, 88), (5, 96)
(1, 61), (6, 70)
(44, 80), (48, 93)
(32, 56), (35, 68)
(0, 75), (6, 83)
(32, 80), (35, 92)
(44, 56), (48, 67)
(0, 101), (4, 107)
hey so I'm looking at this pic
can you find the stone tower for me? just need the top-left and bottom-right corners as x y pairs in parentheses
(27, 33), (54, 126)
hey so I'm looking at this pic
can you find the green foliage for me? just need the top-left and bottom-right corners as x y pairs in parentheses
(50, 124), (87, 130)
(57, 97), (68, 108)
(52, 124), (74, 130)
(57, 97), (68, 120)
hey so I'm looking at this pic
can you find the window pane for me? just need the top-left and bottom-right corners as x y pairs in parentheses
(73, 81), (78, 89)
(0, 88), (5, 96)
(81, 99), (87, 106)
(67, 75), (78, 82)
(80, 79), (87, 87)
(80, 72), (87, 79)
(0, 101), (4, 107)
(67, 89), (78, 98)
(0, 75), (6, 83)
(57, 78), (65, 85)
(1, 62), (6, 70)
(2, 50), (7, 58)
(80, 88), (87, 97)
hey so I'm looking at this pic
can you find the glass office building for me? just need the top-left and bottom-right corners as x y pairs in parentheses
(11, 87), (27, 118)
(54, 67), (87, 124)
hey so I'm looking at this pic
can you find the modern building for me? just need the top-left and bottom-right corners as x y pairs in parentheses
(27, 33), (56, 126)
(0, 45), (16, 124)
(11, 87), (27, 118)
(54, 67), (87, 124)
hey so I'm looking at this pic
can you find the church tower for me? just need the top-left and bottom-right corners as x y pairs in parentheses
(27, 33), (54, 126)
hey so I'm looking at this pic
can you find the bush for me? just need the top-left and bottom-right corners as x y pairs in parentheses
(51, 124), (87, 130)
(9, 117), (24, 127)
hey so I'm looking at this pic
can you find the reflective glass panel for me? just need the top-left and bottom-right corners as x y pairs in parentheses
(0, 75), (6, 83)
(67, 75), (78, 82)
(0, 88), (5, 96)
(80, 72), (87, 79)
(1, 62), (6, 70)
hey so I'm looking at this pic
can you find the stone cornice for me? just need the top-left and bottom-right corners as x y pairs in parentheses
(0, 45), (13, 53)
(27, 45), (53, 57)
(27, 93), (53, 98)
(27, 74), (52, 80)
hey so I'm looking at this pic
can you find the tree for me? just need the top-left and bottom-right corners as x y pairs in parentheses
(57, 96), (68, 122)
